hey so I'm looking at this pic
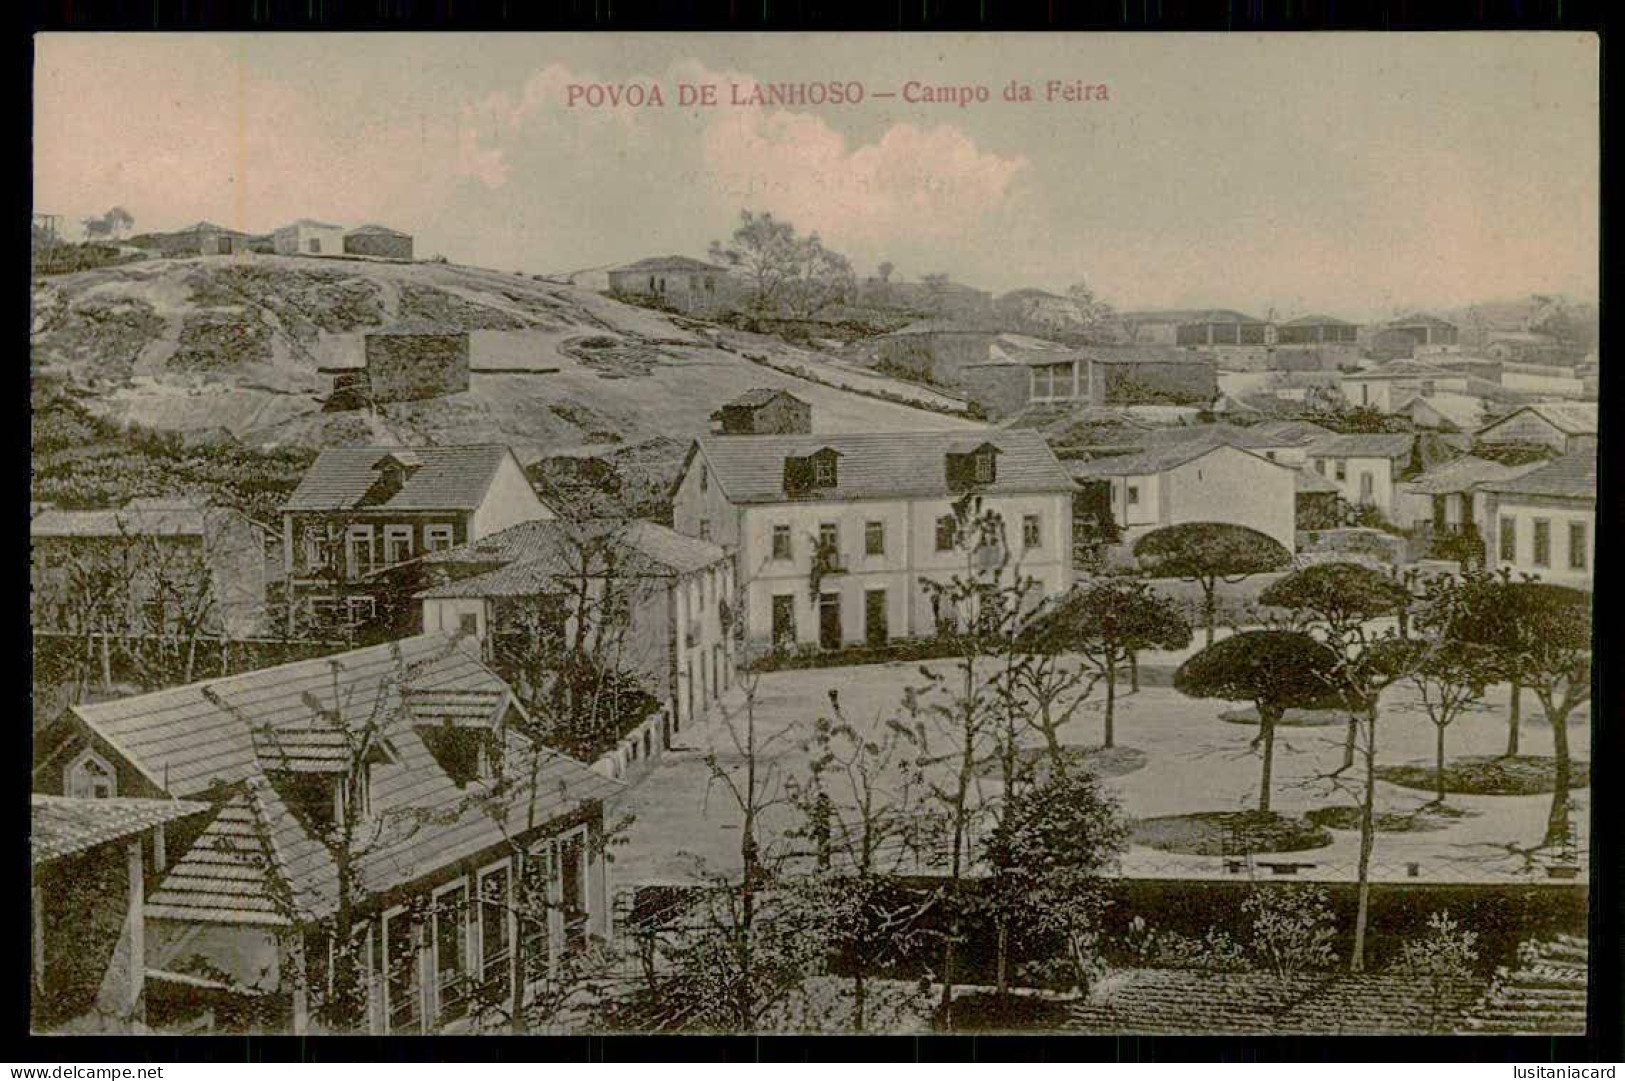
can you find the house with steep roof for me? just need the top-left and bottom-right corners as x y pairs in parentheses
(342, 223), (413, 260)
(1474, 402), (1598, 456)
(272, 219), (346, 257)
(31, 795), (211, 1033)
(671, 429), (1075, 653)
(31, 497), (270, 640)
(710, 388), (812, 435)
(1304, 432), (1457, 523)
(414, 519), (734, 732)
(1480, 454), (1596, 590)
(1067, 442), (1298, 550)
(281, 446), (555, 630)
(35, 635), (620, 1034)
(606, 255), (737, 313)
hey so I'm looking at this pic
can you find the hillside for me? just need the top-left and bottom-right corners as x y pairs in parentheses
(30, 255), (980, 466)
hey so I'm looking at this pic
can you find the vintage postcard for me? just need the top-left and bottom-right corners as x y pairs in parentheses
(29, 32), (1598, 1036)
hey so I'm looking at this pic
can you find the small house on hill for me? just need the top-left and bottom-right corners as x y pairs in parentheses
(607, 256), (735, 314)
(711, 389), (812, 435)
(343, 223), (413, 260)
(272, 219), (345, 257)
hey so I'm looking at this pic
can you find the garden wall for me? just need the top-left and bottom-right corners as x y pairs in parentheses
(591, 707), (670, 784)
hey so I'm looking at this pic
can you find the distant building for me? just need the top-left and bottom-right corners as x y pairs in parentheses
(607, 256), (735, 314)
(1275, 314), (1360, 345)
(1483, 331), (1573, 366)
(962, 345), (1218, 415)
(342, 223), (413, 260)
(1474, 403), (1598, 456)
(31, 497), (269, 639)
(281, 445), (555, 628)
(1383, 313), (1460, 350)
(415, 519), (734, 732)
(1394, 392), (1491, 433)
(1337, 359), (1469, 413)
(711, 389), (813, 435)
(870, 321), (1008, 387)
(1117, 309), (1272, 348)
(1068, 442), (1298, 551)
(272, 219), (346, 257)
(1480, 454), (1596, 591)
(128, 221), (251, 257)
(1393, 454), (1543, 550)
(363, 324), (471, 403)
(1304, 432), (1456, 523)
(994, 289), (1086, 333)
(671, 430), (1075, 654)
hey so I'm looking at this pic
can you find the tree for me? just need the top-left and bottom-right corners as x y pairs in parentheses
(1501, 581), (1591, 847)
(80, 207), (134, 241)
(1260, 562), (1415, 771)
(709, 210), (854, 317)
(782, 693), (935, 1031)
(1065, 279), (1115, 330)
(876, 261), (894, 283)
(980, 765), (1128, 998)
(1027, 579), (1191, 748)
(1174, 630), (1345, 814)
(1134, 523), (1293, 647)
(1393, 911), (1480, 1032)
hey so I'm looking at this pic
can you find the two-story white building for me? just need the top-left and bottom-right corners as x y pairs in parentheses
(1303, 432), (1448, 524)
(1480, 454), (1596, 591)
(671, 430), (1075, 654)
(1068, 441), (1298, 552)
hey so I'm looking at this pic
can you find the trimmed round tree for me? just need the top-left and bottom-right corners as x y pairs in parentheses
(1133, 523), (1293, 647)
(1175, 630), (1346, 814)
(1258, 561), (1414, 641)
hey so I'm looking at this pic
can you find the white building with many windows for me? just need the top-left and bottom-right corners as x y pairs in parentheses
(671, 430), (1075, 654)
(1480, 454), (1596, 591)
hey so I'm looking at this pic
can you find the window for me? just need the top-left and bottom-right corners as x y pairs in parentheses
(772, 525), (792, 560)
(1031, 362), (1074, 402)
(813, 456), (837, 487)
(1022, 514), (1042, 549)
(1314, 460), (1326, 476)
(65, 749), (116, 799)
(1359, 472), (1374, 502)
(1532, 519), (1551, 568)
(384, 525), (413, 566)
(346, 525), (376, 579)
(424, 524), (455, 553)
(772, 594), (796, 648)
(478, 866), (512, 1004)
(1569, 521), (1588, 571)
(699, 467), (708, 493)
(559, 830), (588, 957)
(935, 515), (957, 552)
(458, 612), (479, 638)
(385, 910), (422, 1034)
(518, 848), (551, 986)
(434, 883), (471, 1024)
(1334, 461), (1347, 482)
(818, 522), (839, 554)
(1126, 485), (1140, 506)
(1499, 516), (1517, 562)
(308, 238), (321, 254)
(864, 521), (885, 556)
(698, 519), (711, 542)
(974, 452), (996, 484)
(865, 589), (888, 646)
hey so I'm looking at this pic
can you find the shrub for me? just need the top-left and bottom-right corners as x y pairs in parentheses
(1241, 885), (1338, 977)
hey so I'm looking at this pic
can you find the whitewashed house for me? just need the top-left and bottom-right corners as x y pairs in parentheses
(1337, 360), (1469, 413)
(1304, 432), (1442, 524)
(1480, 454), (1597, 591)
(1475, 403), (1598, 457)
(671, 430), (1075, 653)
(273, 219), (347, 257)
(1068, 442), (1298, 552)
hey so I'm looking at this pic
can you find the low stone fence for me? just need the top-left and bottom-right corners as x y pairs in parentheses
(590, 708), (670, 783)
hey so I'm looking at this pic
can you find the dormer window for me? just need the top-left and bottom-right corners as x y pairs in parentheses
(65, 749), (117, 799)
(420, 727), (494, 789)
(946, 443), (1001, 490)
(784, 449), (841, 495)
(974, 452), (995, 484)
(814, 456), (837, 487)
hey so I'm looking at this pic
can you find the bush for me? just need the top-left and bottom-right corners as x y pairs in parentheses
(1240, 885), (1338, 977)
(747, 635), (969, 673)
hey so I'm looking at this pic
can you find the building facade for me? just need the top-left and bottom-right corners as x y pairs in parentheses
(343, 224), (414, 260)
(273, 219), (347, 257)
(1068, 442), (1298, 551)
(1474, 403), (1598, 456)
(606, 256), (736, 313)
(1480, 455), (1596, 591)
(711, 389), (813, 435)
(671, 430), (1075, 654)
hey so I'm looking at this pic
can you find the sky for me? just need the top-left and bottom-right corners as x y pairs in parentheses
(34, 32), (1599, 320)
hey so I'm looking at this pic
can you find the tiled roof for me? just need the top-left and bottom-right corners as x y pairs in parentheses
(691, 429), (1073, 504)
(1296, 469), (1342, 493)
(144, 785), (305, 926)
(1460, 935), (1587, 1035)
(283, 445), (516, 512)
(1069, 441), (1282, 479)
(1402, 455), (1542, 495)
(70, 636), (515, 798)
(614, 255), (727, 273)
(283, 218), (342, 230)
(1401, 393), (1489, 430)
(1250, 420), (1335, 445)
(31, 498), (210, 539)
(1478, 402), (1598, 437)
(1280, 314), (1356, 326)
(723, 388), (804, 410)
(31, 795), (209, 866)
(417, 519), (725, 595)
(1118, 309), (1266, 325)
(346, 223), (409, 237)
(1135, 424), (1281, 450)
(1305, 433), (1417, 460)
(1478, 454), (1596, 500)
(1067, 968), (1486, 1034)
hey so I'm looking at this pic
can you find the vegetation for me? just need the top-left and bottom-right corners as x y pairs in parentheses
(1133, 522), (1293, 647)
(709, 210), (855, 318)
